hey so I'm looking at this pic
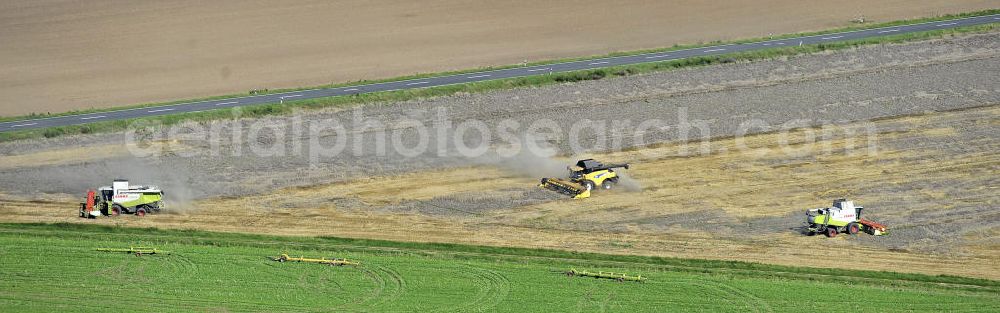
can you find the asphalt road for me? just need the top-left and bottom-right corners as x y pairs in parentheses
(3, 13), (998, 133)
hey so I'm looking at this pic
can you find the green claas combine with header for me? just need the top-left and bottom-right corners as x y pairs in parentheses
(79, 179), (165, 218)
(805, 199), (889, 237)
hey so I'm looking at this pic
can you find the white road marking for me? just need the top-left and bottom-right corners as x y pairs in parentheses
(10, 123), (37, 128)
(644, 54), (670, 59)
(79, 115), (106, 120)
(704, 48), (726, 52)
(344, 88), (359, 92)
(466, 74), (491, 79)
(405, 81), (429, 86)
(878, 29), (899, 34)
(821, 35), (844, 40)
(762, 43), (771, 46)
(279, 94), (302, 99)
(589, 61), (609, 65)
(527, 68), (551, 72)
(147, 108), (174, 113)
(215, 101), (238, 106)
(776, 42), (786, 45)
(937, 22), (957, 26)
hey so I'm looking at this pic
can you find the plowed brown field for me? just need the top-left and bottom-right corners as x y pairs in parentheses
(1, 0), (996, 116)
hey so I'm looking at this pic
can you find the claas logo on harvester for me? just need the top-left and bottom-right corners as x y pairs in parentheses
(539, 159), (629, 199)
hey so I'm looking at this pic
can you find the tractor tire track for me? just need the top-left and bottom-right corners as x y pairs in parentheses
(355, 263), (406, 309)
(665, 277), (772, 313)
(437, 264), (512, 312)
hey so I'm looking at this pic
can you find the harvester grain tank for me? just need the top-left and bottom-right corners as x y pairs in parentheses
(805, 199), (888, 237)
(539, 159), (629, 199)
(79, 179), (164, 218)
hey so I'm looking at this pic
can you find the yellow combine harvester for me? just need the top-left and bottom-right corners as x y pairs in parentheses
(539, 159), (629, 199)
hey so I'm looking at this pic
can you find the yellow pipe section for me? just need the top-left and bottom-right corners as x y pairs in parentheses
(276, 253), (359, 266)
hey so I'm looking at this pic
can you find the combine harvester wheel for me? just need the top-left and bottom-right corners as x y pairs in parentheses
(847, 222), (860, 235)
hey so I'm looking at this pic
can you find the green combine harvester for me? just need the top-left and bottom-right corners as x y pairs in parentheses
(79, 179), (165, 218)
(805, 199), (889, 237)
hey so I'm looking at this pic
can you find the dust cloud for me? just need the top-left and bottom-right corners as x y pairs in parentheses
(472, 134), (568, 179)
(24, 157), (200, 213)
(474, 135), (643, 192)
(492, 150), (569, 179)
(613, 170), (643, 192)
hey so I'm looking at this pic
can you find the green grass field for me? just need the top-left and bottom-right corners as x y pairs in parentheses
(0, 223), (996, 312)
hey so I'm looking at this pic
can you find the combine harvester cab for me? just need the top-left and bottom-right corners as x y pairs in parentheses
(80, 179), (164, 218)
(539, 159), (629, 199)
(805, 199), (888, 237)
